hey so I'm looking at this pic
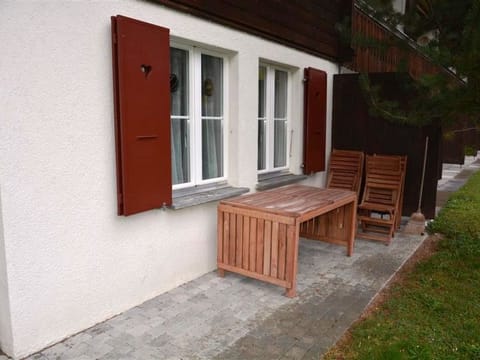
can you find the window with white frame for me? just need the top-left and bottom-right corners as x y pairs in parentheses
(257, 64), (289, 173)
(170, 44), (226, 188)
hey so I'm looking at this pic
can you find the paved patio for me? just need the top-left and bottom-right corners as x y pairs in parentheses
(2, 156), (479, 360)
(21, 232), (424, 360)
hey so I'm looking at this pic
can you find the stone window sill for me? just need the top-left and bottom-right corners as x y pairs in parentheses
(171, 182), (249, 210)
(256, 171), (307, 191)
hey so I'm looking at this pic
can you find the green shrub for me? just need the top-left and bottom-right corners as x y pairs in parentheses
(427, 171), (480, 239)
(464, 145), (477, 157)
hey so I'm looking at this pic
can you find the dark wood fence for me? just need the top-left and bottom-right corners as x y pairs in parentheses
(442, 120), (480, 164)
(333, 73), (442, 219)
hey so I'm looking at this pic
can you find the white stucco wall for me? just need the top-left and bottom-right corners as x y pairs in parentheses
(0, 1), (338, 358)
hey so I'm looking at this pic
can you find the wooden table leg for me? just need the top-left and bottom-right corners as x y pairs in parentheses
(285, 224), (300, 297)
(285, 286), (296, 298)
(217, 208), (226, 277)
(347, 200), (357, 256)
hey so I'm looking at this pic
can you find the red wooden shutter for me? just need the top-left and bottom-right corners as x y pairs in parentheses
(303, 67), (327, 174)
(111, 15), (172, 215)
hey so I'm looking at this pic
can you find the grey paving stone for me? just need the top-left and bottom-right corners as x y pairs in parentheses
(36, 342), (72, 359)
(25, 354), (46, 360)
(281, 345), (310, 360)
(79, 344), (115, 360)
(98, 351), (132, 360)
(102, 340), (133, 356)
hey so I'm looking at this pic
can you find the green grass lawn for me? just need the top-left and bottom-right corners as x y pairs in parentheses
(325, 171), (480, 360)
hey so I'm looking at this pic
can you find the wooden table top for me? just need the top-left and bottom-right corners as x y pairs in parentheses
(220, 185), (356, 220)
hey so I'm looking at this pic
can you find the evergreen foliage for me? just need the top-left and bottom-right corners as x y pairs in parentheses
(350, 0), (480, 127)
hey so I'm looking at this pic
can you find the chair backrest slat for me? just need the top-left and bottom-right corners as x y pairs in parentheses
(326, 149), (364, 196)
(361, 154), (407, 212)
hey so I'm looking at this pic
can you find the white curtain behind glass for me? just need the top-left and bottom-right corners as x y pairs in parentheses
(258, 66), (267, 170)
(274, 70), (287, 168)
(201, 54), (223, 180)
(170, 48), (190, 185)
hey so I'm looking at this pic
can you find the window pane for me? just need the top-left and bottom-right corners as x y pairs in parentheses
(170, 48), (189, 116)
(201, 54), (223, 117)
(274, 120), (287, 168)
(171, 118), (190, 184)
(274, 70), (288, 118)
(202, 119), (223, 179)
(257, 120), (266, 170)
(258, 66), (266, 118)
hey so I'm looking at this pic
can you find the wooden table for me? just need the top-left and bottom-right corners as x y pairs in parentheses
(217, 185), (357, 297)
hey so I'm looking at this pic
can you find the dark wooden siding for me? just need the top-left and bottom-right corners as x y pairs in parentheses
(152, 0), (353, 61)
(333, 73), (442, 219)
(349, 5), (458, 82)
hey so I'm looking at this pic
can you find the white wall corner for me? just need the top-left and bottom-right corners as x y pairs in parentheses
(0, 187), (14, 358)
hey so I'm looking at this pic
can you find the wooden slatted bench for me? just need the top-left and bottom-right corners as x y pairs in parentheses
(217, 185), (357, 297)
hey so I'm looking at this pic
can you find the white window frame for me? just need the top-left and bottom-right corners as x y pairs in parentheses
(258, 63), (291, 174)
(171, 42), (228, 190)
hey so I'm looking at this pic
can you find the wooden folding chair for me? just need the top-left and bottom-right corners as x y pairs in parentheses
(356, 154), (407, 244)
(326, 149), (364, 197)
